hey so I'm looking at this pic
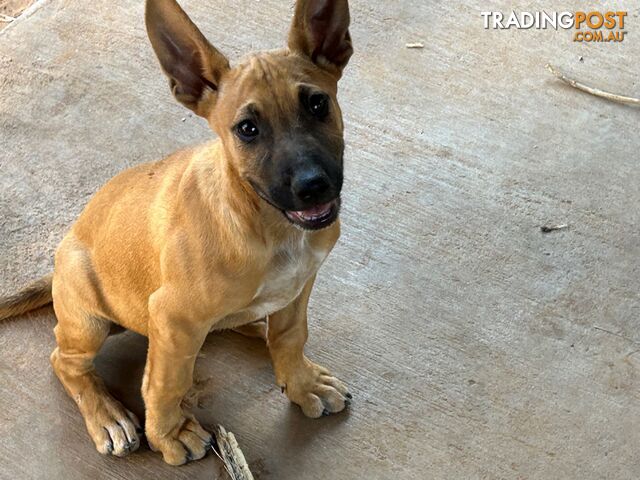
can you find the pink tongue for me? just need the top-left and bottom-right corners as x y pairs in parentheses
(295, 201), (332, 216)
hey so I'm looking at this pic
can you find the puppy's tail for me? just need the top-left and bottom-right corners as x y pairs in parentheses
(0, 274), (53, 321)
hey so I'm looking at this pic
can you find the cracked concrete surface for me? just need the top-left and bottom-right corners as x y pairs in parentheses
(1, 1), (639, 479)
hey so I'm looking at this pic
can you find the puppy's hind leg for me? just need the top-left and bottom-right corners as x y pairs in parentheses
(50, 300), (142, 457)
(233, 318), (267, 340)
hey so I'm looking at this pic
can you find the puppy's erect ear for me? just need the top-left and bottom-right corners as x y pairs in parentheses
(145, 0), (230, 117)
(288, 0), (353, 78)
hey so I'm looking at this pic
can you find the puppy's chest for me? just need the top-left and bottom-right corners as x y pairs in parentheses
(249, 241), (327, 317)
(216, 238), (329, 329)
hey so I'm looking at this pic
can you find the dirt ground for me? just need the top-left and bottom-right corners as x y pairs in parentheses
(1, 1), (639, 479)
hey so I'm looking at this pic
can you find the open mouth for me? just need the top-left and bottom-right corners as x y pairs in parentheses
(284, 198), (341, 230)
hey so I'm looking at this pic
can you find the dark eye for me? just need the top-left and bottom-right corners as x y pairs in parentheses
(308, 93), (329, 119)
(236, 120), (259, 142)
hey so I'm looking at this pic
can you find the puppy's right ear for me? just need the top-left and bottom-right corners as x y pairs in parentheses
(145, 0), (230, 117)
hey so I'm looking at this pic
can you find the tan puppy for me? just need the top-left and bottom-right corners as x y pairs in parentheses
(0, 0), (353, 465)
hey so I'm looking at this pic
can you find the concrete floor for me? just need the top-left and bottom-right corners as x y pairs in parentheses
(1, 1), (639, 479)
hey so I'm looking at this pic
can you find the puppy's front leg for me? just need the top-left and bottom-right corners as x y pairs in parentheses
(142, 290), (213, 465)
(268, 276), (352, 418)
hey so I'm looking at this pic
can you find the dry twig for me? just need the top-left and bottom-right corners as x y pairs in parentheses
(405, 42), (424, 49)
(540, 224), (568, 233)
(546, 64), (640, 106)
(212, 425), (254, 480)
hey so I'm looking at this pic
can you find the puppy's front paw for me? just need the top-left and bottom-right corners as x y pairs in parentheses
(80, 393), (142, 457)
(283, 359), (351, 418)
(147, 414), (213, 465)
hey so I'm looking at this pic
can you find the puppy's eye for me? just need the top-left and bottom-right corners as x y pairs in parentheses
(308, 93), (329, 119)
(236, 120), (259, 142)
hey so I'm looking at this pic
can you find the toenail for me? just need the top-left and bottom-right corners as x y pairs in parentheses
(345, 392), (353, 399)
(204, 436), (214, 450)
(322, 409), (330, 417)
(184, 446), (194, 462)
(103, 428), (114, 454)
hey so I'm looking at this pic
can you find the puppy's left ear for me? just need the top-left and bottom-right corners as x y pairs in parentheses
(288, 0), (353, 78)
(145, 0), (230, 117)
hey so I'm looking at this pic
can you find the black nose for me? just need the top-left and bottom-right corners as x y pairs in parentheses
(292, 170), (330, 202)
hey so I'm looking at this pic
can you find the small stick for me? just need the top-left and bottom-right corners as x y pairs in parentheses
(0, 14), (16, 22)
(212, 425), (255, 480)
(210, 444), (235, 479)
(405, 42), (424, 49)
(540, 224), (568, 233)
(546, 64), (640, 106)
